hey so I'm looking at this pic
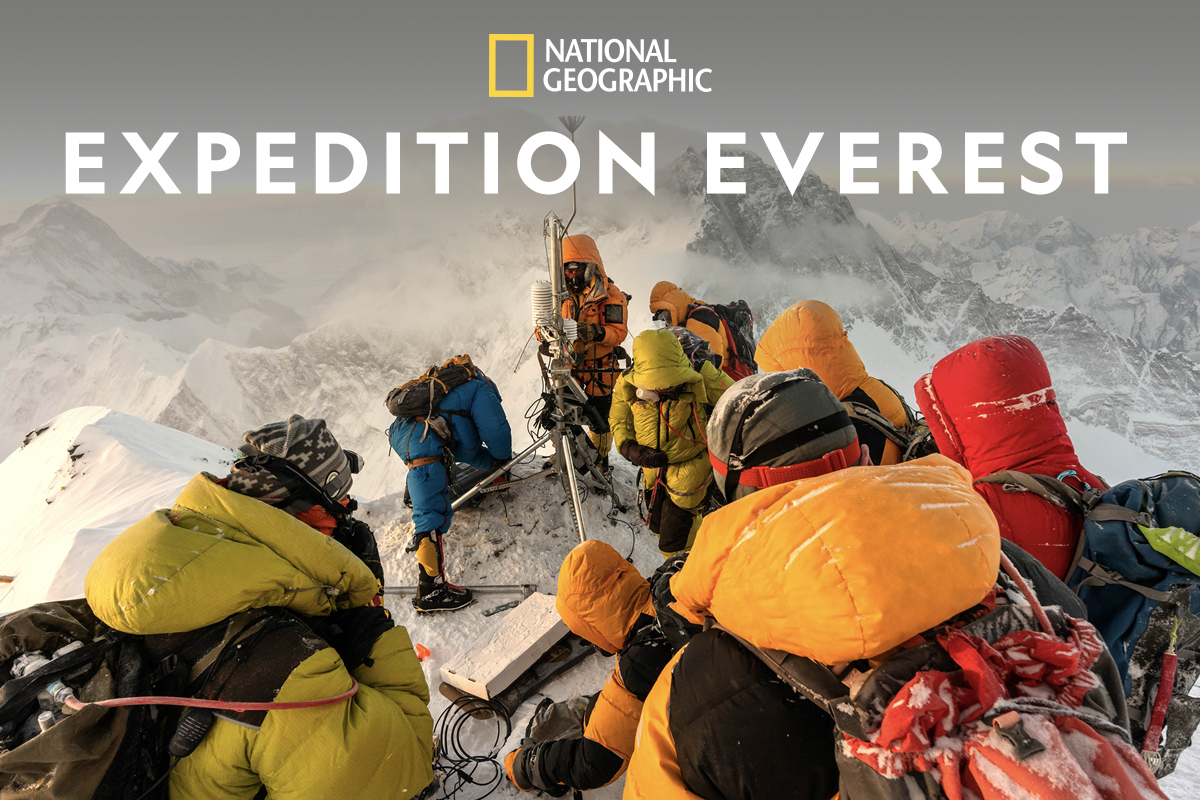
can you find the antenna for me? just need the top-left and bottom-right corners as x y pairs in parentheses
(558, 116), (585, 234)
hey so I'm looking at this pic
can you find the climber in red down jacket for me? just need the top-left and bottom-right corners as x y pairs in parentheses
(914, 335), (1104, 580)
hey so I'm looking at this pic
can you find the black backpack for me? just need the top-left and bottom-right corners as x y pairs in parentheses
(843, 381), (938, 462)
(385, 355), (477, 421)
(0, 599), (170, 800)
(713, 562), (1161, 799)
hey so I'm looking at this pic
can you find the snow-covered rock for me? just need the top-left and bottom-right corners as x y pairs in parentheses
(0, 407), (234, 614)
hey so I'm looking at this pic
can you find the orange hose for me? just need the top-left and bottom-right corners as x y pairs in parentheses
(64, 679), (359, 713)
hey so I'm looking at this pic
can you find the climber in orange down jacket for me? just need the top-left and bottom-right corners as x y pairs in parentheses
(504, 541), (694, 795)
(756, 299), (912, 465)
(539, 234), (629, 469)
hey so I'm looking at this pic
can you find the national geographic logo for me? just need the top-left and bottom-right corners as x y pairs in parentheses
(488, 34), (535, 98)
(489, 35), (712, 97)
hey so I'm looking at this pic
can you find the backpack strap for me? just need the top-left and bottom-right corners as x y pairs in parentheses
(707, 621), (851, 720)
(977, 471), (1161, 594)
(974, 471), (1150, 525)
(843, 401), (911, 447)
(1072, 557), (1173, 602)
(975, 470), (1088, 513)
(874, 378), (921, 430)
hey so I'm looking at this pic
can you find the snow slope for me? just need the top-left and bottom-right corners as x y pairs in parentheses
(0, 407), (234, 614)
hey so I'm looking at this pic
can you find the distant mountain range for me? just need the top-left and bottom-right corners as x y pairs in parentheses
(3, 153), (1198, 496)
(864, 207), (1200, 360)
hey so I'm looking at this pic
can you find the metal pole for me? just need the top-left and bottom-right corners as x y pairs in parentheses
(450, 432), (552, 511)
(383, 584), (537, 598)
(558, 116), (584, 235)
(561, 436), (588, 543)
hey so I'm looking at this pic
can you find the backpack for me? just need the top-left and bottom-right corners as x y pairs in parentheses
(0, 599), (169, 800)
(719, 557), (1169, 799)
(843, 381), (939, 463)
(975, 469), (1200, 777)
(663, 326), (721, 373)
(691, 301), (757, 380)
(385, 355), (477, 421)
(1, 602), (330, 799)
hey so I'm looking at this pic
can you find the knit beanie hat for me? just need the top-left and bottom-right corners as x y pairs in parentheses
(227, 415), (360, 514)
(707, 369), (859, 502)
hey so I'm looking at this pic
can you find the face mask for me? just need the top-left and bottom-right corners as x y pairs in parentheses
(566, 271), (587, 293)
(652, 309), (673, 324)
(565, 262), (590, 293)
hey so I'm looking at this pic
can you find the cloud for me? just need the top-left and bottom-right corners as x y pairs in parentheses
(1150, 175), (1197, 189)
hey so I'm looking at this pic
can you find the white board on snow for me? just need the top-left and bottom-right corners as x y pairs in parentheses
(439, 592), (567, 700)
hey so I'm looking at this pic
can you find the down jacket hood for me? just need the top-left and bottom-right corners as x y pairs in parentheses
(562, 234), (611, 305)
(556, 540), (654, 653)
(914, 335), (1094, 480)
(85, 473), (379, 635)
(755, 300), (869, 399)
(671, 455), (1000, 663)
(629, 328), (703, 392)
(649, 281), (697, 327)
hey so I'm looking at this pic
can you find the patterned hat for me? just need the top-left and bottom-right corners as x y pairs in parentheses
(226, 415), (359, 514)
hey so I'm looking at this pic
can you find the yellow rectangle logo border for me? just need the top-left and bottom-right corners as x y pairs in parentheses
(489, 34), (535, 97)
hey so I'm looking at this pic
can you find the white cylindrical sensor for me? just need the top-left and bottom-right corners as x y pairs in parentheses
(531, 281), (554, 327)
(562, 318), (578, 345)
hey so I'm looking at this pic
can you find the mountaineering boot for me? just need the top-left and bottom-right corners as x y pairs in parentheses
(412, 531), (475, 612)
(413, 579), (474, 613)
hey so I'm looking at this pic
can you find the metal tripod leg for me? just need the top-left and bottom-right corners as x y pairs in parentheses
(450, 432), (552, 511)
(382, 584), (537, 598)
(555, 428), (588, 544)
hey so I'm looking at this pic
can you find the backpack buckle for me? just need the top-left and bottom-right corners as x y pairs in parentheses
(991, 710), (1046, 761)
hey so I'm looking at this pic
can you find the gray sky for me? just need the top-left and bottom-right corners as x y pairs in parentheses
(1, 0), (1197, 247)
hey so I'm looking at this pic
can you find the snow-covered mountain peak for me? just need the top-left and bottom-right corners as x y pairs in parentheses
(1033, 216), (1095, 254)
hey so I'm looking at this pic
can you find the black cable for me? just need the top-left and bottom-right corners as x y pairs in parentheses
(432, 694), (512, 800)
(133, 756), (178, 800)
(512, 331), (537, 374)
(607, 496), (638, 562)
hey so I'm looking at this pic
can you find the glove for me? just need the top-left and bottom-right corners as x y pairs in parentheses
(505, 750), (533, 792)
(334, 518), (385, 588)
(580, 323), (605, 344)
(505, 747), (569, 796)
(320, 606), (394, 672)
(620, 441), (668, 469)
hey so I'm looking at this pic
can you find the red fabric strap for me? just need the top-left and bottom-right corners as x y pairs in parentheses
(710, 439), (860, 488)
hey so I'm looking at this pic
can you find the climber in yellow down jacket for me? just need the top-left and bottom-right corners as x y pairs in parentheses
(85, 415), (434, 800)
(611, 328), (732, 555)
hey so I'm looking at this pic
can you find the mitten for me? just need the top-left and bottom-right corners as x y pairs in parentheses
(620, 441), (668, 468)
